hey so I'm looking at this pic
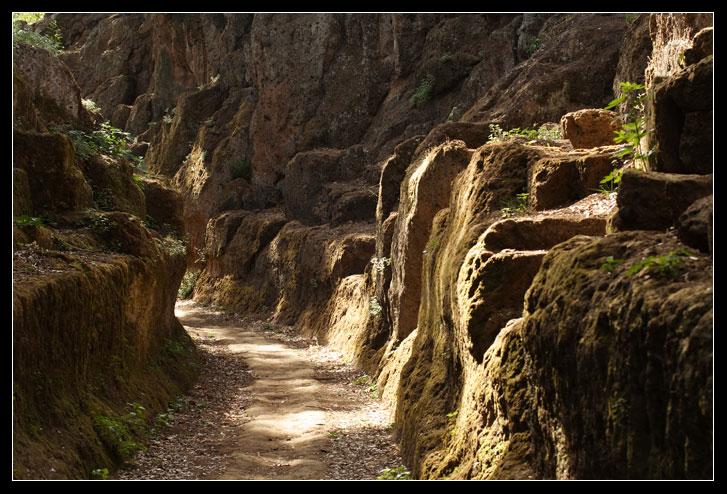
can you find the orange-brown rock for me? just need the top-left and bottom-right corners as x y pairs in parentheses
(560, 109), (620, 149)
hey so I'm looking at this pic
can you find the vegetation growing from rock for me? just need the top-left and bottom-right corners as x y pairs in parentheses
(13, 12), (712, 480)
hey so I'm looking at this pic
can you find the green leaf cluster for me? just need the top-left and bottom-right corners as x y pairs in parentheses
(409, 74), (435, 108)
(625, 249), (694, 278)
(92, 403), (148, 461)
(377, 466), (411, 480)
(13, 16), (64, 55)
(605, 82), (653, 166)
(53, 122), (144, 167)
(500, 193), (529, 218)
(598, 166), (623, 195)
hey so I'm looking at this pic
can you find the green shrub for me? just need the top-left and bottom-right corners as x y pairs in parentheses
(500, 193), (529, 218)
(178, 270), (200, 299)
(605, 81), (653, 168)
(409, 74), (435, 108)
(230, 160), (252, 181)
(163, 235), (187, 258)
(626, 250), (694, 279)
(13, 16), (63, 55)
(369, 296), (383, 317)
(378, 466), (411, 480)
(52, 122), (144, 167)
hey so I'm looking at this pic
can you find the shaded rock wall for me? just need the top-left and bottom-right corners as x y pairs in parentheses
(13, 29), (197, 479)
(522, 232), (712, 479)
(50, 13), (630, 264)
(22, 12), (713, 480)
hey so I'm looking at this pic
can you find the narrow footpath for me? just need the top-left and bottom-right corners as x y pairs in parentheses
(113, 300), (405, 480)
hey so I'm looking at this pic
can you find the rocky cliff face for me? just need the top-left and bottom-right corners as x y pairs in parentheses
(14, 12), (713, 479)
(13, 37), (198, 479)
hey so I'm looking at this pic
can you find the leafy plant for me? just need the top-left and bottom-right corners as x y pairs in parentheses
(52, 122), (144, 167)
(378, 466), (411, 480)
(500, 193), (529, 218)
(409, 74), (435, 108)
(447, 409), (458, 436)
(605, 82), (653, 168)
(83, 98), (102, 115)
(525, 36), (541, 57)
(13, 16), (64, 55)
(599, 256), (624, 272)
(625, 249), (694, 279)
(92, 403), (149, 461)
(423, 238), (440, 255)
(163, 235), (187, 258)
(369, 296), (383, 317)
(598, 165), (623, 195)
(230, 159), (252, 181)
(13, 215), (45, 227)
(371, 256), (391, 273)
(91, 467), (109, 480)
(178, 270), (200, 299)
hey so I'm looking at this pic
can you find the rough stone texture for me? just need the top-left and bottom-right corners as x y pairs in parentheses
(528, 147), (616, 210)
(612, 14), (652, 93)
(17, 12), (712, 481)
(387, 140), (473, 342)
(78, 153), (146, 218)
(13, 168), (33, 216)
(522, 232), (712, 479)
(281, 146), (377, 226)
(13, 43), (95, 130)
(676, 195), (713, 254)
(13, 240), (196, 479)
(647, 56), (713, 175)
(683, 27), (713, 66)
(560, 109), (620, 149)
(609, 169), (712, 232)
(645, 13), (713, 88)
(195, 211), (375, 336)
(13, 130), (95, 214)
(13, 69), (45, 132)
(49, 13), (631, 267)
(392, 140), (621, 479)
(140, 176), (186, 238)
(463, 14), (628, 128)
(12, 39), (197, 480)
(481, 215), (607, 253)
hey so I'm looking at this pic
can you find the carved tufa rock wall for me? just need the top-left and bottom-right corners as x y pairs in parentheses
(13, 30), (198, 479)
(21, 12), (713, 480)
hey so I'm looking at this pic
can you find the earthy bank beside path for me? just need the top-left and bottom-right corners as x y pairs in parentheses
(113, 300), (405, 481)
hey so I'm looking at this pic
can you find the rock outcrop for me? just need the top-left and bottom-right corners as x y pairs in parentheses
(14, 12), (713, 480)
(13, 28), (197, 479)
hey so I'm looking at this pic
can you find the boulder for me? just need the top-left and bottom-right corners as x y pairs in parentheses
(676, 195), (713, 254)
(13, 130), (95, 214)
(522, 231), (712, 479)
(13, 43), (94, 130)
(528, 148), (615, 210)
(388, 140), (473, 341)
(560, 109), (620, 149)
(609, 169), (712, 232)
(482, 215), (607, 252)
(647, 56), (713, 175)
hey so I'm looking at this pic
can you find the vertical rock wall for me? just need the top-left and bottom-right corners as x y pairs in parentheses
(22, 12), (713, 480)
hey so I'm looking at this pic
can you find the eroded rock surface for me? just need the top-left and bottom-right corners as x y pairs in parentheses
(14, 12), (713, 480)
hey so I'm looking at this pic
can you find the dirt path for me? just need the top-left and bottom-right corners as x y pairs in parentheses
(114, 300), (405, 480)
